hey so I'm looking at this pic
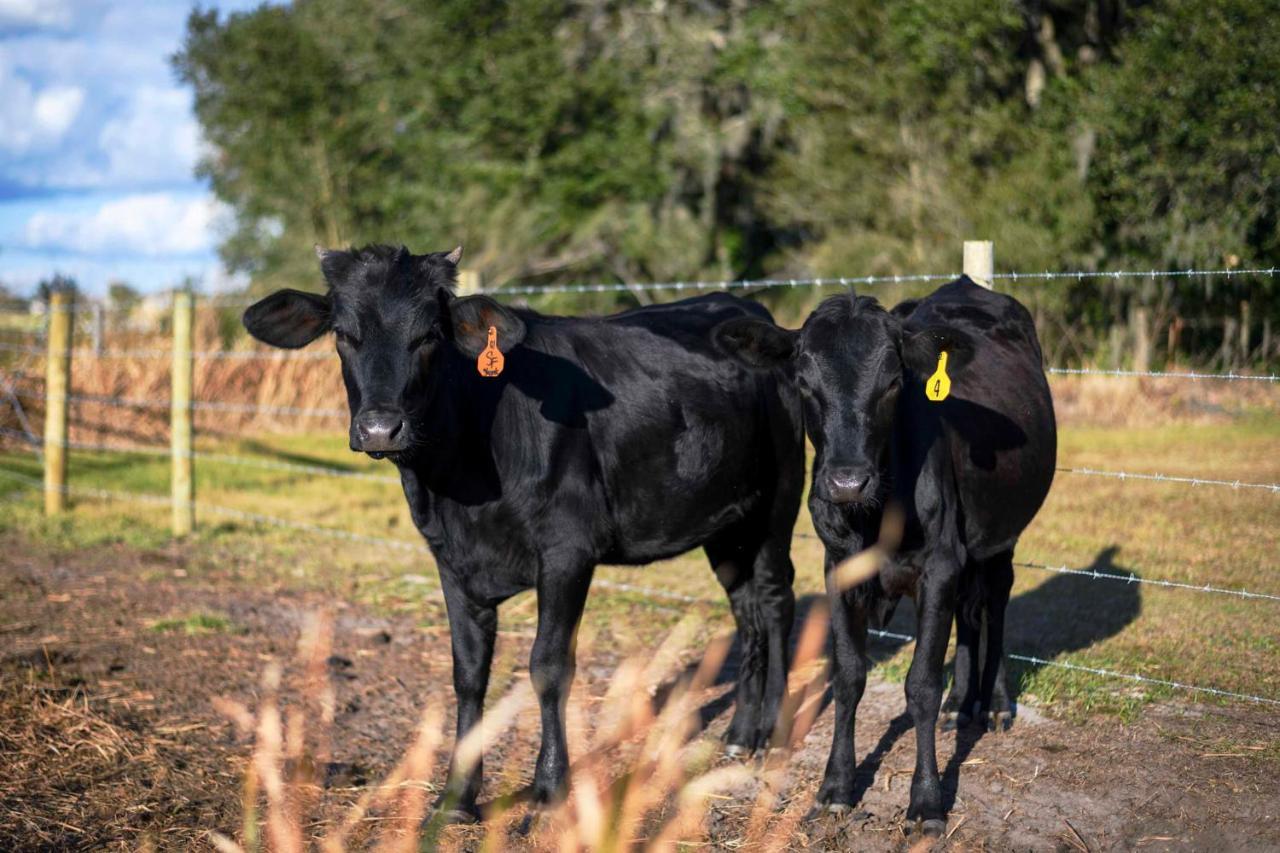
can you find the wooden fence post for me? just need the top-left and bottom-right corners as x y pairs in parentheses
(43, 292), (73, 514)
(963, 240), (994, 289)
(171, 291), (194, 537)
(91, 303), (104, 355)
(456, 268), (483, 296)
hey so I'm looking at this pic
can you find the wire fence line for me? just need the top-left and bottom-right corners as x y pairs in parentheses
(4, 463), (1275, 708)
(12, 387), (348, 418)
(3, 264), (1278, 318)
(0, 426), (402, 484)
(0, 341), (335, 360)
(1055, 466), (1280, 493)
(1045, 366), (1279, 382)
(1013, 560), (1280, 603)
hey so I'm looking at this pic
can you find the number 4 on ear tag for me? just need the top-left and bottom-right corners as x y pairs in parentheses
(477, 326), (504, 378)
(925, 351), (950, 402)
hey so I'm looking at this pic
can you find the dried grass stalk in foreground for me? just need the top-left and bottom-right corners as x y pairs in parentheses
(208, 609), (846, 850)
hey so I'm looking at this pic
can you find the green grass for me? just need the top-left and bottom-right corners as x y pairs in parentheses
(1, 411), (1278, 724)
(149, 612), (237, 635)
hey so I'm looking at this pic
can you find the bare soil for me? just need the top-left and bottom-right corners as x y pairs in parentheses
(1, 537), (1277, 851)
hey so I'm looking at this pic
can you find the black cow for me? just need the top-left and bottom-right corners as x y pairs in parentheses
(714, 277), (1056, 836)
(242, 245), (804, 819)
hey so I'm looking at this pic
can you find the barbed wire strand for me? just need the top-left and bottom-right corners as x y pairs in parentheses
(0, 426), (399, 483)
(1013, 560), (1280, 602)
(0, 341), (334, 360)
(1056, 466), (1280, 493)
(11, 387), (347, 418)
(5, 265), (1278, 317)
(1046, 366), (1278, 382)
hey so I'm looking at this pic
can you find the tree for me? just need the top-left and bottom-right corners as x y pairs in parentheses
(106, 281), (141, 315)
(36, 274), (77, 306)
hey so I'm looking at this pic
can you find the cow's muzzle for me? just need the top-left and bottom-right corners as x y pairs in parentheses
(822, 466), (875, 505)
(351, 409), (409, 456)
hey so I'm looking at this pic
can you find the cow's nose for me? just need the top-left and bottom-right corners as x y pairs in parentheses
(826, 467), (871, 503)
(353, 410), (408, 454)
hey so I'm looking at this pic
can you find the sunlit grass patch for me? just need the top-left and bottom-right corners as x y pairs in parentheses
(149, 612), (237, 635)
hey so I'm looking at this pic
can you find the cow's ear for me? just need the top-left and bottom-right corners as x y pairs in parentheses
(448, 295), (525, 358)
(902, 325), (977, 377)
(713, 317), (798, 371)
(243, 289), (331, 349)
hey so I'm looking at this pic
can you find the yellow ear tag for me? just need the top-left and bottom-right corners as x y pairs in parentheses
(477, 326), (504, 378)
(925, 351), (950, 402)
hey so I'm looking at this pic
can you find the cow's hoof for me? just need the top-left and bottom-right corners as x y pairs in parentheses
(939, 710), (971, 731)
(723, 742), (752, 759)
(907, 817), (947, 838)
(805, 802), (869, 822)
(443, 808), (480, 825)
(986, 710), (1014, 733)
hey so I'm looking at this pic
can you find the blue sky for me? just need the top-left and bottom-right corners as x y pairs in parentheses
(0, 0), (271, 296)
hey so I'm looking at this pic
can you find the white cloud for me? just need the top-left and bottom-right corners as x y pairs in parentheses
(0, 0), (75, 32)
(19, 192), (228, 257)
(91, 86), (200, 186)
(0, 65), (84, 153)
(33, 85), (84, 137)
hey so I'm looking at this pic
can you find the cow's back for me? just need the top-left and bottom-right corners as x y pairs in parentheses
(508, 293), (803, 564)
(899, 278), (1057, 559)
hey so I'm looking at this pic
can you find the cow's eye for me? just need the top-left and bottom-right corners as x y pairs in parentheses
(408, 333), (432, 352)
(335, 330), (360, 348)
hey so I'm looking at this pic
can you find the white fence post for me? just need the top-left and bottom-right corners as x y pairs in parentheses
(963, 240), (994, 289)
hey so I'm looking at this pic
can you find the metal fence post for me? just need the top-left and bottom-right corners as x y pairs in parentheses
(43, 291), (72, 514)
(457, 268), (483, 296)
(963, 240), (994, 289)
(171, 291), (194, 536)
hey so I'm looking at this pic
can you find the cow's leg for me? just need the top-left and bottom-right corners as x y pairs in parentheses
(978, 550), (1015, 731)
(751, 536), (796, 752)
(905, 565), (958, 836)
(438, 584), (498, 822)
(529, 560), (593, 807)
(706, 537), (764, 754)
(814, 577), (869, 812)
(941, 571), (980, 730)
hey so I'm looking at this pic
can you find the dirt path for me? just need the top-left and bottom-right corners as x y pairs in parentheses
(1, 539), (1277, 851)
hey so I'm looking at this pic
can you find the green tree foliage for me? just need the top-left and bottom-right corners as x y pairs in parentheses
(178, 0), (1279, 366)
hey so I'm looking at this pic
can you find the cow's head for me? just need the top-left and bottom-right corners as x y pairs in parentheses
(242, 244), (525, 458)
(714, 293), (973, 506)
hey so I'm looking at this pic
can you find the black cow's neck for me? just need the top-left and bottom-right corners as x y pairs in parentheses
(396, 348), (506, 506)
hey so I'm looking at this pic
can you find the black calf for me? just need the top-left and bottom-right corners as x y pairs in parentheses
(244, 245), (804, 818)
(715, 277), (1057, 835)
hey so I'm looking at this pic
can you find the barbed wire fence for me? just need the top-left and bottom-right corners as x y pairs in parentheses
(1, 246), (1277, 711)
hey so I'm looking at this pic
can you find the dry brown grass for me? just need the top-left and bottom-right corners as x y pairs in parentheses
(199, 603), (849, 853)
(0, 655), (242, 849)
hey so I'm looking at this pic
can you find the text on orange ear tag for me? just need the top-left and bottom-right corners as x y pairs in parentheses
(477, 326), (504, 378)
(925, 351), (950, 402)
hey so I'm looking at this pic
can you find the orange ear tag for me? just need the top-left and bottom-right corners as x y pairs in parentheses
(477, 326), (504, 378)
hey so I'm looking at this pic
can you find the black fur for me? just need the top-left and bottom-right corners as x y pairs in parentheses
(244, 245), (805, 816)
(716, 276), (1057, 830)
